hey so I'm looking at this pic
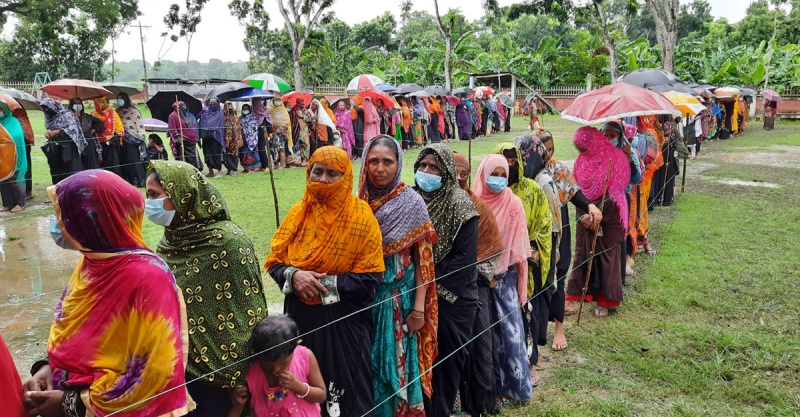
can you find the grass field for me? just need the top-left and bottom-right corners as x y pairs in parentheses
(6, 107), (800, 415)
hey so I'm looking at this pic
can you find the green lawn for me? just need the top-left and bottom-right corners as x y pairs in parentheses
(10, 107), (800, 415)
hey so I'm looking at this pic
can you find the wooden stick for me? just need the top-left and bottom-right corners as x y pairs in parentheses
(176, 95), (185, 163)
(467, 132), (472, 188)
(681, 157), (687, 193)
(576, 158), (614, 325)
(262, 126), (281, 228)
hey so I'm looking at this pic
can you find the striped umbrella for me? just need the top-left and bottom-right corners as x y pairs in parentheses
(242, 73), (292, 93)
(347, 74), (384, 92)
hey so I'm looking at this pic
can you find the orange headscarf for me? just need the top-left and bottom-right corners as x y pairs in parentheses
(320, 98), (337, 125)
(429, 97), (442, 114)
(400, 98), (412, 131)
(637, 115), (664, 176)
(265, 146), (385, 275)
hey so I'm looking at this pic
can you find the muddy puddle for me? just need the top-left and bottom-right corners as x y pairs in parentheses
(716, 179), (780, 188)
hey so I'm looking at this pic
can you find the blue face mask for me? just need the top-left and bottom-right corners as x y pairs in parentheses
(486, 176), (508, 193)
(145, 198), (176, 227)
(242, 110), (250, 115)
(49, 218), (79, 250)
(415, 171), (442, 193)
(72, 104), (83, 112)
(117, 99), (125, 107)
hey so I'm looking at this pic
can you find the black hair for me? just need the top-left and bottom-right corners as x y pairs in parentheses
(368, 135), (399, 159)
(242, 104), (251, 111)
(250, 315), (299, 363)
(148, 134), (163, 146)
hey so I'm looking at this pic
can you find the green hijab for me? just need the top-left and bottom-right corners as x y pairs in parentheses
(150, 160), (268, 388)
(491, 143), (552, 291)
(0, 102), (26, 180)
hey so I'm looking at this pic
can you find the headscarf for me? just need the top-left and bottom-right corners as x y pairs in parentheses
(0, 102), (26, 181)
(413, 144), (479, 263)
(167, 101), (198, 144)
(239, 105), (259, 151)
(399, 98), (413, 131)
(251, 98), (271, 125)
(334, 102), (355, 153)
(116, 93), (147, 159)
(269, 98), (293, 149)
(41, 98), (87, 153)
(46, 170), (189, 417)
(573, 127), (631, 229)
(150, 161), (268, 388)
(320, 98), (337, 125)
(637, 115), (663, 174)
(223, 102), (243, 153)
(453, 152), (504, 263)
(198, 99), (225, 147)
(93, 96), (125, 144)
(472, 155), (531, 304)
(265, 146), (385, 275)
(601, 121), (624, 140)
(0, 96), (34, 144)
(516, 135), (561, 232)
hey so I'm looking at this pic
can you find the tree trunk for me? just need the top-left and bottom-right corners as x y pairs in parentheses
(293, 47), (304, 90)
(608, 44), (618, 80)
(444, 36), (452, 90)
(186, 41), (191, 78)
(646, 0), (679, 73)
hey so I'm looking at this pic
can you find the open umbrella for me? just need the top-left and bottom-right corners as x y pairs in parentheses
(376, 84), (397, 93)
(407, 90), (431, 98)
(204, 82), (254, 103)
(101, 82), (141, 98)
(143, 118), (169, 132)
(425, 85), (450, 96)
(41, 79), (111, 100)
(648, 82), (699, 96)
(496, 92), (515, 107)
(524, 92), (539, 108)
(0, 92), (26, 117)
(452, 87), (472, 96)
(618, 68), (682, 89)
(146, 91), (202, 123)
(761, 89), (783, 102)
(395, 83), (424, 95)
(242, 73), (293, 93)
(359, 88), (396, 108)
(330, 97), (350, 109)
(472, 86), (495, 98)
(228, 88), (275, 102)
(561, 82), (680, 125)
(716, 86), (741, 96)
(443, 95), (461, 106)
(739, 88), (757, 97)
(660, 91), (706, 116)
(282, 91), (313, 108)
(713, 90), (735, 101)
(347, 74), (385, 92)
(0, 87), (40, 110)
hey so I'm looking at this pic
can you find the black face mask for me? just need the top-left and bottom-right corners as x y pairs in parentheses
(508, 162), (520, 185)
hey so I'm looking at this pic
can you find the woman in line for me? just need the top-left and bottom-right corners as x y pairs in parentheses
(651, 115), (679, 206)
(223, 102), (242, 174)
(93, 96), (125, 176)
(634, 116), (661, 255)
(537, 131), (602, 350)
(239, 104), (262, 173)
(413, 144), (480, 417)
(306, 99), (336, 155)
(396, 97), (414, 150)
(491, 142), (552, 383)
(363, 96), (381, 144)
(4, 101), (35, 199)
(455, 97), (471, 140)
(566, 127), (631, 317)
(252, 98), (273, 172)
(269, 96), (294, 167)
(358, 135), (438, 417)
(351, 96), (366, 159)
(320, 98), (337, 126)
(147, 134), (169, 160)
(334, 99), (355, 156)
(452, 152), (504, 416)
(289, 98), (310, 166)
(0, 102), (26, 212)
(473, 154), (533, 403)
(116, 93), (148, 186)
(41, 98), (86, 184)
(146, 160), (268, 416)
(763, 99), (777, 130)
(198, 97), (226, 177)
(427, 97), (443, 144)
(266, 146), (385, 417)
(23, 169), (190, 417)
(68, 97), (101, 170)
(167, 101), (202, 170)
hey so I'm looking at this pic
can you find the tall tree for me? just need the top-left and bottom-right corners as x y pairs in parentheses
(165, 0), (209, 78)
(433, 0), (456, 89)
(350, 12), (397, 51)
(677, 0), (713, 39)
(645, 0), (679, 72)
(590, 0), (620, 80)
(276, 0), (334, 89)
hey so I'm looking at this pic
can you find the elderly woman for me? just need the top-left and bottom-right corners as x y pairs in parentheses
(252, 98), (273, 172)
(198, 97), (225, 177)
(269, 96), (293, 167)
(167, 101), (202, 170)
(68, 97), (102, 170)
(145, 160), (268, 416)
(93, 96), (125, 176)
(23, 169), (190, 417)
(413, 144), (479, 416)
(289, 98), (310, 165)
(41, 98), (86, 184)
(0, 102), (27, 212)
(473, 154), (533, 403)
(266, 146), (385, 417)
(238, 104), (261, 172)
(115, 93), (148, 187)
(566, 127), (631, 317)
(334, 99), (355, 155)
(222, 102), (242, 174)
(358, 135), (438, 417)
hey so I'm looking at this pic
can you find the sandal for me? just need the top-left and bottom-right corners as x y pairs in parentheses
(645, 244), (657, 256)
(530, 368), (540, 387)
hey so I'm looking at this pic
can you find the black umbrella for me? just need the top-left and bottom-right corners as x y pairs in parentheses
(618, 68), (682, 89)
(739, 88), (757, 97)
(524, 92), (538, 107)
(648, 82), (699, 96)
(425, 85), (450, 96)
(146, 90), (202, 123)
(203, 82), (254, 103)
(0, 87), (41, 110)
(396, 83), (424, 94)
(100, 82), (141, 98)
(452, 87), (472, 96)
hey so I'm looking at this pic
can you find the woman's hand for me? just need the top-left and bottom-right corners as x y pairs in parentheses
(24, 390), (63, 417)
(405, 311), (424, 336)
(23, 364), (53, 408)
(588, 204), (603, 227)
(228, 386), (250, 406)
(622, 142), (633, 162)
(580, 214), (600, 232)
(291, 270), (327, 303)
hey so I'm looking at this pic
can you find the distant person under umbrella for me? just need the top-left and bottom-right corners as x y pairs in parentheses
(763, 100), (777, 131)
(252, 98), (273, 172)
(40, 98), (85, 184)
(68, 97), (102, 170)
(0, 102), (27, 212)
(6, 103), (35, 199)
(116, 92), (148, 187)
(223, 102), (242, 174)
(167, 101), (202, 170)
(198, 97), (226, 177)
(92, 96), (124, 176)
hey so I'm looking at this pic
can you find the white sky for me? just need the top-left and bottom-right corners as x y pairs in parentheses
(105, 0), (752, 63)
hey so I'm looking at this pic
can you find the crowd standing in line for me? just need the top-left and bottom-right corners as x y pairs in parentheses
(0, 86), (758, 417)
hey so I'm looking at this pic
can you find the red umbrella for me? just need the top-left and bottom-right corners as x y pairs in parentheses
(561, 82), (680, 125)
(41, 79), (112, 100)
(444, 95), (461, 106)
(281, 91), (313, 108)
(359, 88), (396, 109)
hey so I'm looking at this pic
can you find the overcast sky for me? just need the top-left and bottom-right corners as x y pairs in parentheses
(108, 0), (753, 63)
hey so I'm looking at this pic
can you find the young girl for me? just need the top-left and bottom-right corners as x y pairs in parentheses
(229, 315), (326, 417)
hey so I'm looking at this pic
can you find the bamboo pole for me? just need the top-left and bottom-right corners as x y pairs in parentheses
(262, 126), (281, 228)
(576, 158), (614, 325)
(176, 95), (186, 163)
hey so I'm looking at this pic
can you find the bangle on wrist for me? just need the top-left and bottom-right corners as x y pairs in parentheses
(298, 382), (311, 399)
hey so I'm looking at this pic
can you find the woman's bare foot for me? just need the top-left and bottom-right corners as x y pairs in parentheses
(10, 205), (24, 212)
(594, 306), (609, 317)
(552, 320), (568, 351)
(530, 367), (540, 386)
(564, 301), (577, 316)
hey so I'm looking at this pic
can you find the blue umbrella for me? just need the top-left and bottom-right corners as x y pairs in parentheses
(376, 84), (396, 93)
(228, 88), (276, 102)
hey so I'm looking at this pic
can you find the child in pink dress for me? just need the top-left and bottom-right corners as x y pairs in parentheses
(228, 315), (326, 417)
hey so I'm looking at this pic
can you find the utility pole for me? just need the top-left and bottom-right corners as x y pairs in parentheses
(111, 37), (116, 82)
(132, 21), (152, 98)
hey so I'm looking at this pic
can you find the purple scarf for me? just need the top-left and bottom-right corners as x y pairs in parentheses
(198, 102), (225, 146)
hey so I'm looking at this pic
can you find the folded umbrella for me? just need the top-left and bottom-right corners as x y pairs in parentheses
(425, 85), (450, 96)
(41, 79), (111, 100)
(760, 89), (782, 102)
(146, 91), (203, 123)
(242, 73), (292, 93)
(101, 82), (141, 98)
(204, 82), (254, 103)
(0, 88), (40, 110)
(561, 82), (680, 125)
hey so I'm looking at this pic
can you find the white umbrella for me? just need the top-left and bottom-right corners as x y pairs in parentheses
(346, 74), (385, 92)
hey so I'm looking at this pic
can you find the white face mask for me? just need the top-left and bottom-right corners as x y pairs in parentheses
(273, 101), (282, 107)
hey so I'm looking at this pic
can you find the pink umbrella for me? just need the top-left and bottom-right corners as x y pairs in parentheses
(760, 89), (783, 102)
(281, 91), (313, 109)
(561, 82), (680, 125)
(444, 95), (461, 106)
(41, 79), (112, 100)
(359, 88), (397, 109)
